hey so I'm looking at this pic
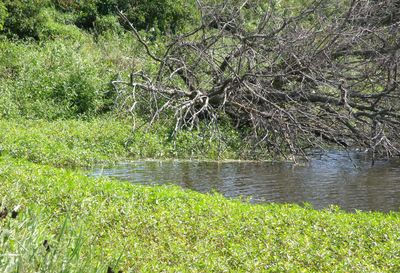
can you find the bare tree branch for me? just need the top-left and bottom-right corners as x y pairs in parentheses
(115, 0), (400, 159)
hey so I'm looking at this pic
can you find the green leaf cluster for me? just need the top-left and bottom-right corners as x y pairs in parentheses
(0, 1), (7, 31)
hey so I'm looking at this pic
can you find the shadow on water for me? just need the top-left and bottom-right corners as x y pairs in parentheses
(90, 151), (400, 212)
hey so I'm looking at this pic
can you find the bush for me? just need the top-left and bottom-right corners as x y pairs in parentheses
(1, 0), (199, 39)
(2, 0), (48, 39)
(94, 15), (123, 36)
(121, 0), (198, 34)
(37, 8), (85, 40)
(0, 39), (115, 119)
(52, 0), (198, 34)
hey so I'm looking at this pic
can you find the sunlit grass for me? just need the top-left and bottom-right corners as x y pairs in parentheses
(0, 118), (253, 167)
(1, 157), (400, 272)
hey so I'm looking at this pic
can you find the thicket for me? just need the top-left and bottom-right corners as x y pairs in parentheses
(1, 38), (110, 118)
(0, 0), (167, 119)
(0, 0), (197, 39)
(0, 0), (198, 118)
(0, 0), (265, 160)
(115, 0), (400, 159)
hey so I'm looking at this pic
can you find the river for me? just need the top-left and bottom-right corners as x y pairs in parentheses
(90, 151), (400, 212)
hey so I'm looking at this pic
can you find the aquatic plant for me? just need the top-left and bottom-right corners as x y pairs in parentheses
(1, 158), (400, 272)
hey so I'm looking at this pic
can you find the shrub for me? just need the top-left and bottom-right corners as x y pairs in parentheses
(120, 0), (198, 34)
(0, 39), (116, 119)
(37, 8), (85, 40)
(2, 0), (48, 39)
(93, 15), (123, 36)
(52, 0), (198, 34)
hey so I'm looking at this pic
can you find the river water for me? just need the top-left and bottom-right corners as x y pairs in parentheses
(90, 152), (400, 212)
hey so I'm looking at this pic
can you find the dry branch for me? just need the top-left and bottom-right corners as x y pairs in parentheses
(114, 0), (400, 159)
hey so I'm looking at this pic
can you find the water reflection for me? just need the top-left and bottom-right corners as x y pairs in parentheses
(90, 152), (400, 212)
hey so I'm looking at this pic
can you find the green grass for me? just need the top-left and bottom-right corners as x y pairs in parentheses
(0, 118), (131, 166)
(1, 157), (400, 272)
(0, 118), (255, 167)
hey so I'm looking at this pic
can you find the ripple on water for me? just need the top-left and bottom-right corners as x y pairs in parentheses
(90, 152), (400, 212)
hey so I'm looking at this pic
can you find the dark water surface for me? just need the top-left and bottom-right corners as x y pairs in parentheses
(90, 152), (400, 212)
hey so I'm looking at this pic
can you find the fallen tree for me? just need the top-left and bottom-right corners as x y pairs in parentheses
(113, 0), (400, 160)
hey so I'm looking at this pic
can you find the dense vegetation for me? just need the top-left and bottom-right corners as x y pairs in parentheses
(0, 118), (250, 166)
(0, 0), (197, 119)
(1, 158), (400, 272)
(0, 0), (275, 160)
(1, 1), (400, 272)
(2, 1), (398, 159)
(115, 0), (400, 159)
(0, 0), (197, 39)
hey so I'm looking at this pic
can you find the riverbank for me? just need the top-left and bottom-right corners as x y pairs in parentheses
(0, 118), (262, 167)
(1, 157), (400, 272)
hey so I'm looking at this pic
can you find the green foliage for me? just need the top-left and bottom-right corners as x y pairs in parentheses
(93, 14), (123, 36)
(73, 0), (98, 29)
(0, 118), (255, 167)
(51, 0), (121, 31)
(0, 118), (132, 166)
(0, 0), (198, 39)
(37, 8), (85, 40)
(52, 0), (81, 12)
(0, 209), (105, 272)
(0, 0), (199, 118)
(0, 39), (116, 119)
(1, 158), (400, 272)
(121, 0), (198, 34)
(51, 0), (198, 34)
(0, 1), (7, 31)
(171, 123), (244, 159)
(2, 0), (49, 39)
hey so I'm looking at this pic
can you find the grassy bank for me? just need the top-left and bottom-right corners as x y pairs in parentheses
(0, 118), (253, 167)
(1, 157), (400, 272)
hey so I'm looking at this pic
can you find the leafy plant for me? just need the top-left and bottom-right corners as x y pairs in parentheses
(1, 158), (400, 272)
(0, 39), (115, 119)
(2, 0), (48, 39)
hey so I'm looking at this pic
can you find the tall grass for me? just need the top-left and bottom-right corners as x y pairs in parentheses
(0, 118), (255, 166)
(0, 210), (107, 273)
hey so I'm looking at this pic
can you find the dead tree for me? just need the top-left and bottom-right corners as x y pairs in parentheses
(114, 0), (400, 159)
